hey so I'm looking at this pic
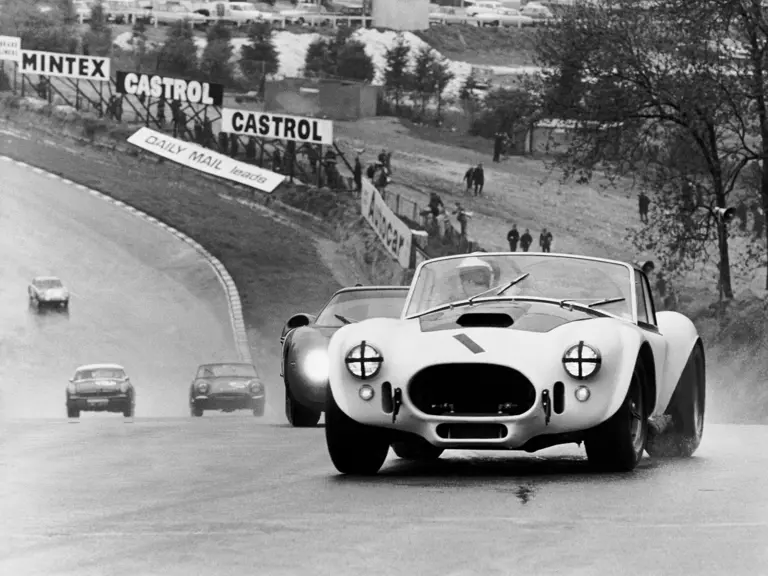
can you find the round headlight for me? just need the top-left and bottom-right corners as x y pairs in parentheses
(345, 342), (383, 380)
(303, 349), (329, 382)
(249, 380), (263, 393)
(67, 383), (76, 394)
(562, 341), (601, 380)
(197, 381), (209, 394)
(119, 381), (129, 393)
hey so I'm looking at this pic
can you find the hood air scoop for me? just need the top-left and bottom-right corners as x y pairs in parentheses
(456, 312), (514, 328)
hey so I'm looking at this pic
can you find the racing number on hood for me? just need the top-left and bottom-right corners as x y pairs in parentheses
(453, 333), (485, 354)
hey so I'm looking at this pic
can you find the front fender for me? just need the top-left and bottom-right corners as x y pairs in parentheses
(285, 326), (330, 410)
(655, 311), (701, 412)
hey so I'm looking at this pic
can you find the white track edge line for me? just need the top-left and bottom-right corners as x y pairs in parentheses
(3, 156), (252, 365)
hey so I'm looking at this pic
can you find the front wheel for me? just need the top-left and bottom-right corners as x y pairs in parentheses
(285, 383), (321, 427)
(252, 400), (265, 417)
(392, 438), (444, 461)
(584, 360), (648, 472)
(190, 402), (203, 417)
(325, 391), (389, 475)
(67, 405), (79, 418)
(123, 402), (134, 418)
(646, 343), (705, 458)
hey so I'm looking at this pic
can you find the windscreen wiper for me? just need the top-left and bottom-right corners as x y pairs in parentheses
(334, 314), (357, 324)
(467, 273), (531, 304)
(588, 297), (626, 307)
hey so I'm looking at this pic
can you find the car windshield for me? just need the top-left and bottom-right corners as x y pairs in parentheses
(405, 254), (634, 321)
(75, 368), (125, 380)
(197, 364), (257, 378)
(315, 290), (407, 327)
(37, 279), (62, 289)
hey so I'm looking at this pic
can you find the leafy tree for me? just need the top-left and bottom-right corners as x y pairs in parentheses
(239, 21), (280, 88)
(131, 17), (148, 71)
(82, 0), (112, 56)
(336, 40), (375, 82)
(157, 19), (198, 78)
(200, 21), (233, 85)
(430, 57), (454, 123)
(303, 27), (374, 82)
(303, 37), (333, 78)
(473, 87), (538, 138)
(412, 46), (438, 115)
(383, 34), (412, 112)
(0, 0), (77, 53)
(532, 0), (760, 298)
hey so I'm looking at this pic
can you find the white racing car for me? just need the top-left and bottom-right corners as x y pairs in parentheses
(324, 252), (705, 475)
(28, 276), (70, 309)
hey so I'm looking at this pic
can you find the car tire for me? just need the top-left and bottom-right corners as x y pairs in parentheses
(325, 390), (389, 475)
(645, 343), (705, 458)
(252, 400), (265, 417)
(190, 402), (203, 417)
(584, 359), (648, 472)
(67, 406), (79, 418)
(285, 383), (321, 427)
(392, 438), (444, 461)
(123, 403), (134, 418)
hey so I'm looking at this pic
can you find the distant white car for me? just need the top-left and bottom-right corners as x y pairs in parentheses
(475, 8), (534, 27)
(29, 276), (69, 309)
(465, 1), (503, 17)
(429, 6), (469, 25)
(521, 3), (555, 23)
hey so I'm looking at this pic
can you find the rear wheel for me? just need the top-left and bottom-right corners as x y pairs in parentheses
(67, 406), (79, 418)
(584, 360), (648, 472)
(646, 343), (705, 458)
(325, 391), (389, 475)
(392, 438), (444, 462)
(285, 383), (321, 427)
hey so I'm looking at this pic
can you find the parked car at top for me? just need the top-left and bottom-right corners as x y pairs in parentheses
(189, 362), (266, 417)
(281, 286), (409, 427)
(520, 2), (555, 23)
(429, 5), (469, 25)
(150, 4), (208, 27)
(465, 0), (503, 17)
(29, 276), (69, 309)
(323, 252), (706, 475)
(67, 364), (135, 418)
(205, 1), (270, 26)
(475, 7), (534, 27)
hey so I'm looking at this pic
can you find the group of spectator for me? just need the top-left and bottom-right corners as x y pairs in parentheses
(506, 224), (554, 252)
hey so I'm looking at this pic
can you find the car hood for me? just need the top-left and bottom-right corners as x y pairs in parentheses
(73, 379), (125, 393)
(41, 288), (68, 298)
(417, 301), (595, 334)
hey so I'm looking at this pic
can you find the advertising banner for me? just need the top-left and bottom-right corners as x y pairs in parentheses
(221, 108), (334, 145)
(360, 179), (413, 269)
(0, 36), (21, 62)
(115, 71), (224, 106)
(127, 127), (285, 194)
(19, 50), (110, 81)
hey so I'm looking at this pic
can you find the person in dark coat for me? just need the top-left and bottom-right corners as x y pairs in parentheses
(506, 224), (519, 251)
(639, 191), (650, 223)
(453, 202), (469, 237)
(217, 131), (229, 154)
(539, 228), (553, 252)
(520, 228), (533, 252)
(367, 162), (377, 179)
(272, 148), (282, 172)
(473, 163), (485, 196)
(463, 165), (475, 193)
(229, 133), (239, 158)
(493, 131), (505, 162)
(428, 192), (444, 218)
(245, 137), (257, 161)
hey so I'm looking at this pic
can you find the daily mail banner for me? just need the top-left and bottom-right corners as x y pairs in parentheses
(115, 71), (224, 106)
(19, 49), (110, 81)
(127, 127), (285, 194)
(0, 36), (21, 62)
(221, 108), (334, 146)
(360, 179), (412, 269)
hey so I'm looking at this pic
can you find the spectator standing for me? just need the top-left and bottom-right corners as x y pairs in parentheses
(229, 133), (239, 158)
(639, 191), (650, 224)
(354, 156), (363, 192)
(453, 202), (470, 237)
(493, 131), (505, 162)
(473, 163), (485, 196)
(436, 204), (448, 238)
(428, 192), (444, 218)
(272, 148), (282, 172)
(520, 228), (533, 252)
(506, 224), (520, 251)
(463, 165), (475, 193)
(539, 228), (553, 252)
(217, 131), (229, 155)
(245, 137), (256, 162)
(378, 149), (392, 172)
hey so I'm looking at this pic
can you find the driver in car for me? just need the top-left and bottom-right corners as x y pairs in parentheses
(456, 256), (496, 298)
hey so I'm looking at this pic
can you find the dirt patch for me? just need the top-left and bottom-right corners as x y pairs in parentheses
(414, 24), (537, 67)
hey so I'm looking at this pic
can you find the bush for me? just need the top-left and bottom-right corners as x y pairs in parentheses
(303, 28), (375, 83)
(239, 22), (279, 90)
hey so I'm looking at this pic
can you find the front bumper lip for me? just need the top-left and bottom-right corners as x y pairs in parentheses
(68, 395), (130, 410)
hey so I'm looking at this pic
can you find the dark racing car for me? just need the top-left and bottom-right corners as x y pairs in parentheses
(66, 363), (135, 418)
(280, 285), (408, 427)
(189, 362), (266, 417)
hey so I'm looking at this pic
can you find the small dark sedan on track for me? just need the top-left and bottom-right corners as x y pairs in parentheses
(189, 362), (266, 417)
(66, 363), (135, 418)
(280, 285), (409, 427)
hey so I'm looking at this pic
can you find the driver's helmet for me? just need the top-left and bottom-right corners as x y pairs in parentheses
(457, 256), (494, 297)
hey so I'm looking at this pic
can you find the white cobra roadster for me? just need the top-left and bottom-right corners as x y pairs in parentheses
(324, 252), (705, 475)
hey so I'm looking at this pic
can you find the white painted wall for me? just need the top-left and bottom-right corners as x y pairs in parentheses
(371, 0), (429, 31)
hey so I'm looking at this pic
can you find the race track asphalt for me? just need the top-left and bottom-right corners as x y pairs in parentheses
(1, 157), (766, 576)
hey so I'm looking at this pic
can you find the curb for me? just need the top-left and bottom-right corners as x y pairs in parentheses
(1, 155), (253, 365)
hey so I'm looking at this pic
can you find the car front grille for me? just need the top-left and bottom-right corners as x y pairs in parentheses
(408, 363), (536, 417)
(77, 390), (123, 397)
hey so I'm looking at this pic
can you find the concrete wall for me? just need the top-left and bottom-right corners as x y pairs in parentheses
(264, 79), (380, 122)
(372, 0), (429, 31)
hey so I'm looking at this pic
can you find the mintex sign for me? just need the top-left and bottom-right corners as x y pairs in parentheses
(20, 50), (110, 81)
(221, 108), (334, 145)
(127, 127), (284, 194)
(116, 72), (224, 106)
(360, 179), (412, 269)
(0, 36), (21, 62)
